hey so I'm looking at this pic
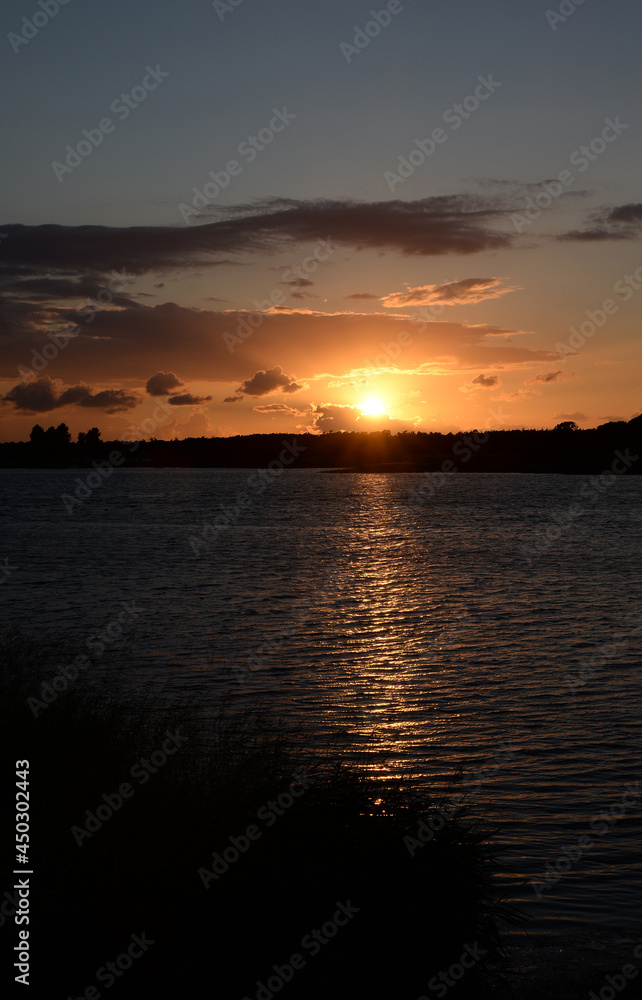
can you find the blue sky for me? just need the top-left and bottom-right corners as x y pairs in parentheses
(3, 0), (640, 224)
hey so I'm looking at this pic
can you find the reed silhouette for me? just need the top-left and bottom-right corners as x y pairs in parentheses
(0, 628), (522, 998)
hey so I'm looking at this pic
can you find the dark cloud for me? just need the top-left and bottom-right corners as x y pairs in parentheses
(472, 373), (499, 387)
(225, 195), (512, 257)
(237, 366), (302, 396)
(0, 299), (562, 387)
(5, 273), (135, 307)
(2, 377), (77, 413)
(78, 389), (141, 412)
(559, 202), (642, 242)
(2, 376), (140, 414)
(459, 372), (500, 393)
(0, 196), (514, 284)
(146, 371), (184, 395)
(167, 393), (213, 406)
(533, 370), (564, 383)
(0, 219), (245, 276)
(223, 395), (243, 403)
(607, 203), (642, 224)
(282, 277), (314, 287)
(346, 293), (380, 300)
(558, 228), (627, 243)
(471, 177), (590, 197)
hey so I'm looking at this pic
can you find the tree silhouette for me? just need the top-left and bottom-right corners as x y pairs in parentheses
(77, 427), (101, 448)
(30, 424), (46, 446)
(30, 424), (71, 462)
(46, 423), (71, 447)
(553, 420), (579, 432)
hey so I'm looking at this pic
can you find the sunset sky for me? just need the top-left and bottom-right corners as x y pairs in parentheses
(1, 0), (641, 441)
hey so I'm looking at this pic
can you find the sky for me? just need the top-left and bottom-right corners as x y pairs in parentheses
(1, 0), (641, 441)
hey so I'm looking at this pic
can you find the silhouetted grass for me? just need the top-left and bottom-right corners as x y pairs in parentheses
(0, 628), (521, 998)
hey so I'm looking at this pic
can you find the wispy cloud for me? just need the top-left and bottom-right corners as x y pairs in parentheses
(167, 393), (213, 406)
(0, 195), (515, 285)
(559, 202), (642, 242)
(529, 370), (569, 384)
(253, 403), (308, 415)
(382, 276), (518, 308)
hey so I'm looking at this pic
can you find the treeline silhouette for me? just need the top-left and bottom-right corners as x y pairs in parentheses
(1, 416), (641, 473)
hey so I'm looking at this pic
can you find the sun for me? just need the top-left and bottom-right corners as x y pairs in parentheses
(359, 397), (387, 417)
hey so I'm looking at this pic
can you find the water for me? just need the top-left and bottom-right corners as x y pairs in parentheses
(2, 468), (641, 965)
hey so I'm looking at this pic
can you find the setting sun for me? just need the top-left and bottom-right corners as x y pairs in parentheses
(360, 397), (387, 416)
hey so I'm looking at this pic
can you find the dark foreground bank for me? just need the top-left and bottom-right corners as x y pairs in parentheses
(0, 629), (521, 999)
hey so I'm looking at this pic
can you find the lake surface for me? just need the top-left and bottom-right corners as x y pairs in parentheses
(2, 468), (641, 971)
